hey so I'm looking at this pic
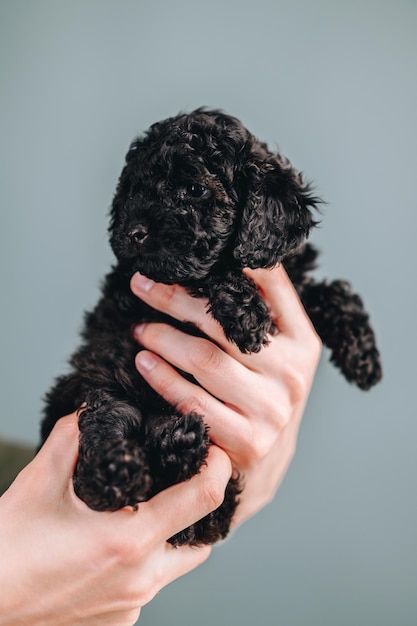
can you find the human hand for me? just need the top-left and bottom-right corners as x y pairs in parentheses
(0, 414), (231, 626)
(131, 265), (321, 526)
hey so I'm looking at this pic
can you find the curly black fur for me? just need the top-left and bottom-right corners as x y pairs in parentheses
(41, 108), (382, 545)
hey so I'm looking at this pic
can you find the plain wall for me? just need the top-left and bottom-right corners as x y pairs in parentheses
(1, 1), (416, 624)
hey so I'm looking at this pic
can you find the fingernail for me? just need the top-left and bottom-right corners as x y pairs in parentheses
(132, 272), (155, 293)
(76, 402), (88, 417)
(136, 351), (157, 372)
(133, 323), (147, 339)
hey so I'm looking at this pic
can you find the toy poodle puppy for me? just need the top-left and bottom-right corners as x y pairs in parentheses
(41, 108), (382, 545)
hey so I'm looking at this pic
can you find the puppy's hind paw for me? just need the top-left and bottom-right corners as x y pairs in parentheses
(147, 412), (210, 489)
(74, 438), (152, 511)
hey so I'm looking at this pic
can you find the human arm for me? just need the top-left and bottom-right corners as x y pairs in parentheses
(0, 414), (231, 626)
(131, 265), (322, 526)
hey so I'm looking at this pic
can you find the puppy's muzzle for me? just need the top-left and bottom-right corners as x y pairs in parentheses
(128, 225), (149, 245)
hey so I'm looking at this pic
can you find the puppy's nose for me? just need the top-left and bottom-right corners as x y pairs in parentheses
(128, 225), (148, 244)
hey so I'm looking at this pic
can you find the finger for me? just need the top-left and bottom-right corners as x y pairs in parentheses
(135, 344), (288, 466)
(134, 322), (256, 409)
(244, 265), (315, 337)
(135, 446), (232, 545)
(163, 543), (212, 581)
(124, 543), (212, 611)
(130, 272), (237, 353)
(135, 350), (252, 457)
(131, 272), (299, 373)
(153, 543), (212, 596)
(34, 412), (80, 484)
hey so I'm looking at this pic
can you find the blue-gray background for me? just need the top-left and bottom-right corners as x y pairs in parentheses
(1, 1), (416, 624)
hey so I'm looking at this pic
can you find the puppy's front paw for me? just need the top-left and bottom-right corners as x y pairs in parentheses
(331, 327), (382, 391)
(231, 302), (273, 353)
(208, 275), (273, 353)
(212, 294), (272, 353)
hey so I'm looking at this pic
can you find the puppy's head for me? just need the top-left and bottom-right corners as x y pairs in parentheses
(110, 109), (319, 282)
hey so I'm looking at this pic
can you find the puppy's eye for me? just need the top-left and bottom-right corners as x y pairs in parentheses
(186, 183), (209, 198)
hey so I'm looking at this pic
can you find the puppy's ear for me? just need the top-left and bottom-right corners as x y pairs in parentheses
(233, 147), (320, 268)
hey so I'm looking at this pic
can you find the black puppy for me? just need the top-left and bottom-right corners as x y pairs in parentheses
(41, 108), (382, 545)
